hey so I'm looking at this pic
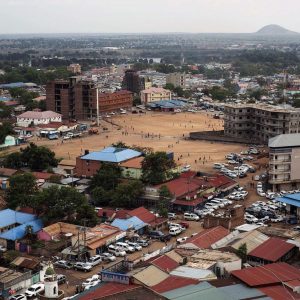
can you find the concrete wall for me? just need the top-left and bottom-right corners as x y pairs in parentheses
(291, 148), (300, 180)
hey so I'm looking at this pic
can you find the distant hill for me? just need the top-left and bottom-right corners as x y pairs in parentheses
(256, 24), (298, 35)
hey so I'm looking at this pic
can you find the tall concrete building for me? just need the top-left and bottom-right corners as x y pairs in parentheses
(268, 133), (300, 191)
(122, 70), (151, 95)
(224, 104), (300, 144)
(166, 72), (186, 88)
(46, 77), (132, 120)
(67, 63), (81, 74)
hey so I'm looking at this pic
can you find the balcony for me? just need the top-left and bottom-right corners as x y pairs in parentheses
(269, 159), (291, 164)
(269, 169), (291, 175)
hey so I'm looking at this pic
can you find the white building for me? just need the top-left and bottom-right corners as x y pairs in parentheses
(17, 111), (62, 127)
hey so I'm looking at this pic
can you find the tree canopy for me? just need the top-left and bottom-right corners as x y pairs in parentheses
(142, 152), (176, 185)
(0, 122), (14, 144)
(4, 143), (58, 171)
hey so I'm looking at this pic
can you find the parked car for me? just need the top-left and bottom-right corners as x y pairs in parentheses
(136, 239), (149, 247)
(73, 262), (92, 272)
(108, 245), (126, 257)
(176, 236), (188, 244)
(169, 227), (182, 236)
(115, 242), (135, 253)
(126, 241), (142, 251)
(0, 245), (7, 252)
(54, 260), (73, 269)
(82, 275), (101, 287)
(57, 274), (66, 285)
(9, 294), (27, 300)
(183, 212), (199, 221)
(25, 284), (45, 298)
(168, 213), (176, 220)
(179, 221), (189, 229)
(99, 252), (116, 262)
(149, 231), (171, 242)
(88, 255), (102, 266)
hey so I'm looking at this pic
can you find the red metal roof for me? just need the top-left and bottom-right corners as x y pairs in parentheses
(248, 237), (296, 262)
(151, 255), (179, 273)
(260, 285), (300, 300)
(186, 226), (229, 249)
(151, 276), (198, 293)
(32, 172), (55, 180)
(173, 198), (204, 207)
(79, 283), (139, 300)
(155, 177), (208, 198)
(128, 207), (156, 224)
(232, 262), (300, 287)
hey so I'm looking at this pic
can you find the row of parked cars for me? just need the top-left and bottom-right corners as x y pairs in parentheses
(214, 162), (256, 179)
(245, 200), (286, 225)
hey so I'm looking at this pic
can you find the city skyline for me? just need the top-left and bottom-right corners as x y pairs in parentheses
(1, 0), (300, 34)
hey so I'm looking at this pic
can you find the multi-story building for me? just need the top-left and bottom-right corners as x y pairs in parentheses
(140, 87), (171, 104)
(46, 77), (133, 120)
(67, 64), (81, 74)
(122, 70), (151, 95)
(224, 104), (300, 144)
(166, 72), (186, 88)
(268, 133), (300, 191)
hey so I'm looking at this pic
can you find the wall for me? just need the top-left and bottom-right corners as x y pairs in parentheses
(291, 148), (300, 180)
(75, 157), (101, 177)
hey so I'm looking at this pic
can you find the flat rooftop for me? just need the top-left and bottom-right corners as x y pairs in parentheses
(224, 103), (300, 113)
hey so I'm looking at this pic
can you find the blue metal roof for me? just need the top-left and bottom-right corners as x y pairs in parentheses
(0, 219), (43, 241)
(81, 147), (142, 163)
(276, 193), (300, 208)
(218, 284), (266, 300)
(0, 209), (36, 228)
(148, 99), (187, 109)
(111, 216), (146, 231)
(0, 82), (37, 89)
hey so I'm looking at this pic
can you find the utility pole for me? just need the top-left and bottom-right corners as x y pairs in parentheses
(96, 87), (100, 127)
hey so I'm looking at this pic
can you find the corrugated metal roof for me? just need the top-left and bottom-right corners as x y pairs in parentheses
(0, 209), (36, 228)
(170, 266), (216, 280)
(218, 283), (266, 300)
(151, 276), (198, 293)
(162, 282), (231, 300)
(185, 226), (229, 249)
(151, 255), (179, 273)
(111, 216), (146, 231)
(81, 147), (142, 163)
(277, 193), (300, 207)
(260, 285), (300, 300)
(0, 219), (43, 241)
(268, 133), (300, 148)
(232, 262), (300, 287)
(248, 237), (296, 262)
(133, 265), (169, 287)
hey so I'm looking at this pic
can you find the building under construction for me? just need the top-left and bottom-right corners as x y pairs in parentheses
(46, 77), (133, 121)
(224, 104), (300, 144)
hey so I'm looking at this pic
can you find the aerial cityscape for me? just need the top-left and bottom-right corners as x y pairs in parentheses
(1, 1), (300, 299)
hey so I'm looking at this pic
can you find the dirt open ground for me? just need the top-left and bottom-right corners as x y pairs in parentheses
(25, 111), (250, 173)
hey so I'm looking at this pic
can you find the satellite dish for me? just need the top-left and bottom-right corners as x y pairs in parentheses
(65, 233), (73, 237)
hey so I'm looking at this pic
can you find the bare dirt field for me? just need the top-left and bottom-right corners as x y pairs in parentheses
(27, 111), (249, 173)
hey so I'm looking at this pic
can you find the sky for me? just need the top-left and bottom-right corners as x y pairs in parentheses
(1, 0), (300, 34)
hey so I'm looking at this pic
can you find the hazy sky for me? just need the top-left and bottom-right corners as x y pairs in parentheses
(1, 0), (300, 34)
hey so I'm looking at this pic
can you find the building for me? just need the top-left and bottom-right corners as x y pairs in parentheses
(120, 157), (144, 179)
(224, 104), (300, 144)
(268, 133), (300, 191)
(75, 147), (142, 177)
(122, 70), (152, 95)
(16, 111), (62, 127)
(247, 237), (297, 266)
(67, 63), (81, 74)
(46, 77), (133, 120)
(0, 209), (43, 250)
(141, 87), (171, 104)
(277, 192), (300, 217)
(166, 73), (186, 88)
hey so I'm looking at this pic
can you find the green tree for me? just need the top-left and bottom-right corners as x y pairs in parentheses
(90, 163), (122, 191)
(0, 122), (14, 144)
(237, 243), (248, 263)
(3, 152), (23, 169)
(20, 143), (58, 171)
(110, 180), (144, 208)
(158, 185), (173, 217)
(75, 204), (98, 227)
(293, 98), (300, 108)
(91, 187), (112, 206)
(6, 173), (38, 209)
(142, 152), (176, 185)
(164, 83), (175, 91)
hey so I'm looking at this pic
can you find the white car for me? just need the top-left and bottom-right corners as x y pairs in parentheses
(115, 242), (135, 253)
(82, 275), (101, 287)
(126, 241), (142, 251)
(169, 227), (182, 236)
(176, 236), (188, 244)
(100, 252), (116, 262)
(205, 203), (219, 210)
(210, 199), (225, 208)
(9, 294), (27, 300)
(184, 213), (199, 221)
(25, 284), (45, 298)
(88, 255), (102, 266)
(108, 245), (126, 257)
